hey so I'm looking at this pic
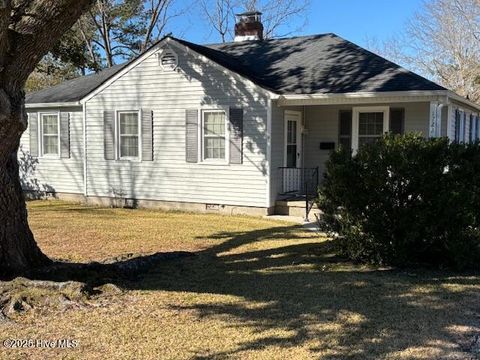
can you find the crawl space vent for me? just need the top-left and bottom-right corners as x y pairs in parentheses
(158, 48), (178, 71)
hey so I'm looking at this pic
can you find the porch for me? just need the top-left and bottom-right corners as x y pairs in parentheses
(271, 97), (450, 220)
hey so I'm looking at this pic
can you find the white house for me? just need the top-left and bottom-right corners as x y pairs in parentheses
(22, 12), (480, 218)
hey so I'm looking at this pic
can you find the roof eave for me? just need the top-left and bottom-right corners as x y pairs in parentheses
(278, 90), (480, 111)
(447, 91), (480, 112)
(277, 90), (448, 106)
(25, 101), (82, 109)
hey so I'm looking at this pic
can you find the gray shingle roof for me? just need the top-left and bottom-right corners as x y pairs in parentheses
(26, 33), (445, 104)
(199, 33), (446, 94)
(25, 63), (128, 104)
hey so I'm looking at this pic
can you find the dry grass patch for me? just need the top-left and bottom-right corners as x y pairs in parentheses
(0, 200), (479, 359)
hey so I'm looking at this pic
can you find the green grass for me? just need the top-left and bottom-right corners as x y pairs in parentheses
(1, 200), (479, 359)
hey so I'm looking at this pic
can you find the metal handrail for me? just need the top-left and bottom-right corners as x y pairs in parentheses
(278, 167), (320, 221)
(304, 167), (319, 221)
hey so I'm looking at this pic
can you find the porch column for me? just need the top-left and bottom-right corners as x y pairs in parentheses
(446, 104), (456, 141)
(428, 101), (442, 138)
(429, 101), (443, 138)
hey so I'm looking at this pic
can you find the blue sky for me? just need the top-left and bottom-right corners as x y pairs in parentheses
(170, 0), (423, 47)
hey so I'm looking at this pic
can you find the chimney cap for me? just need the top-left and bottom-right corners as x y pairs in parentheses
(235, 10), (263, 17)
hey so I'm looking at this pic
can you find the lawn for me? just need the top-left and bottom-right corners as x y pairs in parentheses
(1, 200), (479, 359)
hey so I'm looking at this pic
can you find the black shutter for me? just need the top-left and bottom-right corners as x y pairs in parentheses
(229, 108), (243, 164)
(104, 110), (115, 160)
(142, 109), (154, 161)
(60, 112), (70, 159)
(390, 108), (405, 135)
(185, 109), (199, 163)
(29, 113), (39, 157)
(338, 110), (352, 149)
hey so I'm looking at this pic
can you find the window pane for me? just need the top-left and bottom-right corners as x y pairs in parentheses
(119, 113), (139, 135)
(204, 112), (225, 136)
(204, 137), (225, 159)
(287, 120), (297, 144)
(43, 135), (58, 155)
(359, 112), (384, 136)
(286, 144), (297, 167)
(43, 115), (58, 135)
(120, 136), (139, 157)
(358, 136), (379, 147)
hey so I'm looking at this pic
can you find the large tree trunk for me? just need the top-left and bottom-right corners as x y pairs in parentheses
(0, 0), (96, 277)
(0, 152), (50, 276)
(0, 92), (50, 277)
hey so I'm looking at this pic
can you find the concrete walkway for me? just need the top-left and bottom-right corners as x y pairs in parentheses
(264, 214), (320, 232)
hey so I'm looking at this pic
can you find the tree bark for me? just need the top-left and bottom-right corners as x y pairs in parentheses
(0, 92), (50, 277)
(0, 0), (96, 277)
(0, 149), (51, 277)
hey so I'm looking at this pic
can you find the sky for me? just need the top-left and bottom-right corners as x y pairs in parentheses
(170, 0), (424, 47)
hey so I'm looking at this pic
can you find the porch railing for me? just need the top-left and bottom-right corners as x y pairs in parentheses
(279, 167), (320, 221)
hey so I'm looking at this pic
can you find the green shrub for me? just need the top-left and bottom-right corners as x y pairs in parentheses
(318, 133), (480, 269)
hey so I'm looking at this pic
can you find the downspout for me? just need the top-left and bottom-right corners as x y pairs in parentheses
(82, 101), (87, 198)
(266, 98), (273, 212)
(303, 105), (307, 168)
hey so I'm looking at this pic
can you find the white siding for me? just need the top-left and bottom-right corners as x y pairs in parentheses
(19, 107), (84, 194)
(270, 102), (431, 199)
(303, 102), (430, 174)
(85, 45), (269, 208)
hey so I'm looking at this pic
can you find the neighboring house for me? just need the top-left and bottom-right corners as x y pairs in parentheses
(22, 12), (480, 218)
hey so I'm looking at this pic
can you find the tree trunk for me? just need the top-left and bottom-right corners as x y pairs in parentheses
(0, 93), (50, 277)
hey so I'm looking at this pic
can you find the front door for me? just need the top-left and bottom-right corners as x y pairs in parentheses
(283, 111), (302, 193)
(285, 111), (302, 168)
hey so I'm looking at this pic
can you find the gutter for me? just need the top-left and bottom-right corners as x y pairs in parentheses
(25, 101), (82, 109)
(266, 98), (273, 209)
(447, 91), (480, 112)
(277, 90), (480, 112)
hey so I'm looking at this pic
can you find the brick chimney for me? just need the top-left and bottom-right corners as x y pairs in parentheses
(234, 11), (263, 42)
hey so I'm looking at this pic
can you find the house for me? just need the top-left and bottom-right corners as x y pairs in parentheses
(22, 11), (480, 219)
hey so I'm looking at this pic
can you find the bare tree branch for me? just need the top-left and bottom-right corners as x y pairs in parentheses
(366, 0), (480, 103)
(200, 0), (309, 42)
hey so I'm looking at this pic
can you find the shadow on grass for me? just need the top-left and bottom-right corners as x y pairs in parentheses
(133, 225), (480, 359)
(15, 223), (480, 358)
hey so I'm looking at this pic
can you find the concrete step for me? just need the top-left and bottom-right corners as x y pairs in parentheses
(275, 200), (321, 218)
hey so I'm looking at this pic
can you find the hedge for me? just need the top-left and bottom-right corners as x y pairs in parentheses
(318, 134), (480, 269)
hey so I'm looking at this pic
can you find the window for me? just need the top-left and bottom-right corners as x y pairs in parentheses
(358, 112), (385, 147)
(41, 113), (59, 156)
(454, 110), (461, 143)
(470, 114), (475, 143)
(477, 116), (480, 142)
(286, 119), (298, 167)
(118, 111), (140, 158)
(352, 107), (389, 152)
(202, 110), (226, 161)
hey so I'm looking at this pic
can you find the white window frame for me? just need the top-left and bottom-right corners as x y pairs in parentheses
(39, 112), (60, 158)
(200, 108), (229, 164)
(352, 106), (390, 153)
(283, 110), (303, 168)
(116, 110), (142, 161)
